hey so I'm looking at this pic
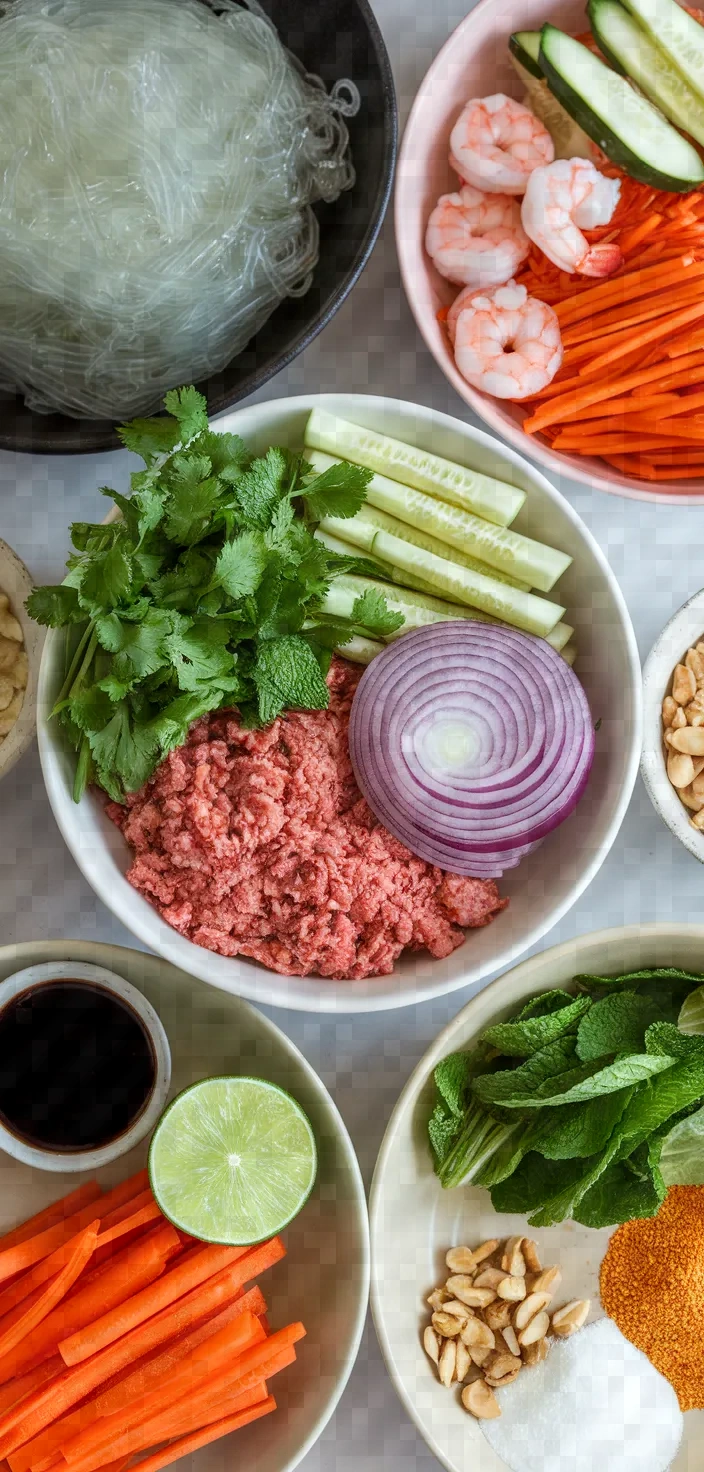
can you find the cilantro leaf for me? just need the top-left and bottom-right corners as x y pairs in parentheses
(163, 457), (220, 545)
(164, 621), (236, 693)
(319, 545), (391, 581)
(93, 609), (176, 678)
(233, 447), (290, 529)
(350, 588), (405, 637)
(163, 386), (209, 444)
(299, 461), (372, 520)
(253, 635), (329, 725)
(192, 430), (248, 477)
(88, 703), (161, 794)
(213, 530), (268, 600)
(26, 585), (84, 627)
(116, 417), (180, 464)
(78, 543), (134, 611)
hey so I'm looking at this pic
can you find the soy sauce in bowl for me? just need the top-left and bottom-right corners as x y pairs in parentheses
(0, 980), (157, 1153)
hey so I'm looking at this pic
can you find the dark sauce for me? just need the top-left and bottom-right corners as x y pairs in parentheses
(0, 981), (156, 1152)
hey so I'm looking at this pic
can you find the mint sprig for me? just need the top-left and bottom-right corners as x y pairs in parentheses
(28, 387), (397, 803)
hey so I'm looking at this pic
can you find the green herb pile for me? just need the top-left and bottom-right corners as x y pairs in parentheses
(429, 967), (704, 1228)
(28, 388), (404, 804)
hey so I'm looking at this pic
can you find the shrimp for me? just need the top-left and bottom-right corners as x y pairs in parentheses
(447, 284), (481, 344)
(449, 94), (554, 195)
(453, 280), (563, 399)
(521, 158), (623, 277)
(425, 185), (529, 288)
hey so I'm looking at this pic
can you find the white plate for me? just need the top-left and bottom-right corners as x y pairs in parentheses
(0, 939), (369, 1472)
(0, 538), (43, 783)
(37, 393), (641, 1013)
(641, 588), (704, 865)
(370, 922), (704, 1472)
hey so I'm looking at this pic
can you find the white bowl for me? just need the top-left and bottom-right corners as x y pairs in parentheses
(370, 921), (704, 1472)
(641, 588), (704, 863)
(0, 960), (171, 1171)
(0, 938), (369, 1472)
(38, 393), (641, 1014)
(0, 538), (43, 782)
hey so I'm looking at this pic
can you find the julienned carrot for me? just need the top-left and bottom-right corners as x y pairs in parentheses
(523, 353), (704, 434)
(0, 1229), (98, 1367)
(618, 214), (663, 254)
(0, 1364), (61, 1422)
(553, 256), (704, 323)
(0, 1227), (179, 1386)
(58, 1313), (267, 1470)
(0, 1238), (286, 1458)
(59, 1236), (283, 1368)
(0, 1178), (149, 1289)
(581, 298), (704, 375)
(0, 1193), (102, 1257)
(95, 1194), (154, 1240)
(94, 1205), (161, 1251)
(0, 1212), (122, 1323)
(561, 280), (704, 346)
(66, 1382), (271, 1472)
(125, 1396), (277, 1472)
(7, 1287), (269, 1472)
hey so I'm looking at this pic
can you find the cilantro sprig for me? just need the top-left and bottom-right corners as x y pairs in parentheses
(29, 387), (399, 803)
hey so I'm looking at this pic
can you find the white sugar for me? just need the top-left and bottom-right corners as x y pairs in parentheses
(482, 1317), (683, 1472)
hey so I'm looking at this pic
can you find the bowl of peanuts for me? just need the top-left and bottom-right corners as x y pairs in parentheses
(0, 539), (41, 782)
(641, 588), (704, 862)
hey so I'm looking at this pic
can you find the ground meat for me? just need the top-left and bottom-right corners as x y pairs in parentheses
(107, 659), (508, 981)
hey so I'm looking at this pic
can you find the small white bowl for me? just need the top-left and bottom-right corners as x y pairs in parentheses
(0, 539), (43, 783)
(0, 960), (171, 1171)
(641, 588), (704, 863)
(38, 394), (642, 1014)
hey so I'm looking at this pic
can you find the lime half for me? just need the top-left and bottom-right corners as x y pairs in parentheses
(678, 986), (704, 1036)
(149, 1077), (317, 1245)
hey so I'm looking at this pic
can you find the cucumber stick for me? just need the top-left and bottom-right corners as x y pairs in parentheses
(589, 0), (704, 146)
(304, 408), (525, 527)
(539, 24), (704, 190)
(321, 504), (530, 590)
(322, 578), (466, 639)
(509, 30), (543, 78)
(621, 0), (704, 106)
(309, 450), (570, 592)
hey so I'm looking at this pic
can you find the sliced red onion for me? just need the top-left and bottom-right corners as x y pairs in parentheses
(348, 621), (595, 878)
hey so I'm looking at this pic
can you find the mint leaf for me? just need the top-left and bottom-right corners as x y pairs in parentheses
(163, 386), (209, 443)
(434, 1053), (474, 1119)
(350, 588), (405, 637)
(214, 530), (268, 600)
(300, 461), (372, 520)
(253, 635), (329, 725)
(482, 994), (591, 1059)
(576, 991), (669, 1061)
(117, 417), (180, 463)
(234, 447), (290, 529)
(534, 1088), (634, 1160)
(646, 1021), (704, 1060)
(26, 585), (84, 627)
(472, 1035), (579, 1109)
(573, 1159), (665, 1228)
(490, 1153), (588, 1215)
(428, 1103), (461, 1166)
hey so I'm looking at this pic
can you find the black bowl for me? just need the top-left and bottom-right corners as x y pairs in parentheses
(0, 0), (396, 454)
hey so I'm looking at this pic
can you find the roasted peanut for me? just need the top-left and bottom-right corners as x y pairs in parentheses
(462, 1380), (501, 1419)
(673, 663), (697, 705)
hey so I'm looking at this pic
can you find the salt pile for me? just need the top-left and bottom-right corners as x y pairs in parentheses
(482, 1317), (683, 1472)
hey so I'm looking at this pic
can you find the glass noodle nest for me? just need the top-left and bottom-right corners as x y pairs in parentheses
(0, 0), (359, 420)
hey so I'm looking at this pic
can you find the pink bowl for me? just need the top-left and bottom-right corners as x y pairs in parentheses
(395, 0), (704, 504)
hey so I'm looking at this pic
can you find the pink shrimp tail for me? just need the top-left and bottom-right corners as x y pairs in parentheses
(580, 242), (623, 278)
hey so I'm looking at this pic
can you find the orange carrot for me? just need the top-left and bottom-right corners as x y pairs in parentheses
(0, 1364), (61, 1423)
(94, 1194), (154, 1238)
(7, 1286), (268, 1472)
(580, 298), (704, 375)
(0, 1178), (149, 1289)
(125, 1395), (277, 1472)
(0, 1194), (102, 1257)
(0, 1229), (98, 1367)
(59, 1312), (267, 1470)
(0, 1239), (285, 1458)
(59, 1236), (283, 1367)
(94, 1205), (161, 1251)
(64, 1384), (271, 1472)
(0, 1215), (117, 1323)
(0, 1227), (178, 1386)
(523, 353), (704, 434)
(553, 256), (704, 324)
(618, 214), (663, 254)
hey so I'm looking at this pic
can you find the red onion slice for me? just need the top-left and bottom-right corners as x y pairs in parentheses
(348, 621), (595, 878)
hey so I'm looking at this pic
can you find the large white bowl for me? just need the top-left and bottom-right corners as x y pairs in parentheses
(38, 393), (641, 1013)
(0, 939), (369, 1472)
(0, 538), (43, 782)
(370, 922), (704, 1472)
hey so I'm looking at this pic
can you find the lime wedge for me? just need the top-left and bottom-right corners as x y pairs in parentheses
(678, 986), (704, 1035)
(149, 1077), (317, 1245)
(659, 1103), (704, 1187)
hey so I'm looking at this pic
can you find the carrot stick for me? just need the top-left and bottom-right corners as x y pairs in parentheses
(0, 1229), (98, 1367)
(0, 1239), (285, 1458)
(523, 352), (704, 433)
(0, 1194), (102, 1257)
(552, 434), (681, 454)
(618, 214), (663, 253)
(0, 1214), (120, 1323)
(7, 1286), (269, 1472)
(67, 1384), (271, 1472)
(581, 299), (704, 375)
(553, 256), (704, 324)
(560, 281), (704, 345)
(0, 1227), (178, 1386)
(94, 1206), (161, 1252)
(59, 1236), (283, 1368)
(59, 1313), (267, 1470)
(125, 1395), (277, 1472)
(0, 1179), (149, 1290)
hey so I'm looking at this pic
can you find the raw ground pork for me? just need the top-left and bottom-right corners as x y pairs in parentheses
(107, 659), (507, 980)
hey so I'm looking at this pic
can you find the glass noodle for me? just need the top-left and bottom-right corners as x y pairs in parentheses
(0, 0), (359, 419)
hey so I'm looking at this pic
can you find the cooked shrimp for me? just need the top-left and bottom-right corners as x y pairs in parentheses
(450, 94), (554, 195)
(521, 158), (623, 277)
(447, 284), (480, 344)
(426, 185), (530, 288)
(453, 280), (563, 399)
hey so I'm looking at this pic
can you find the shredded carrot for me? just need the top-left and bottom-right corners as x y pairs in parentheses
(124, 1396), (277, 1472)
